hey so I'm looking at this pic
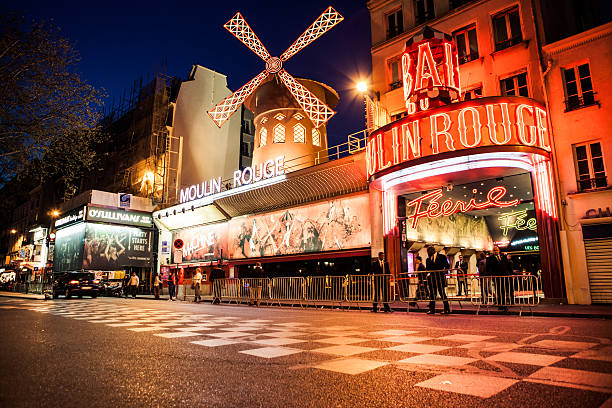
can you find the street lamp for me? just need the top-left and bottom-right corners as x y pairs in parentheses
(10, 229), (17, 234)
(356, 81), (368, 94)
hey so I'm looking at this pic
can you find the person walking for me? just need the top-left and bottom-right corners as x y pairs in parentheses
(454, 254), (468, 297)
(153, 273), (162, 300)
(371, 252), (392, 313)
(193, 267), (203, 303)
(486, 246), (511, 311)
(426, 246), (451, 315)
(168, 271), (176, 301)
(129, 272), (139, 299)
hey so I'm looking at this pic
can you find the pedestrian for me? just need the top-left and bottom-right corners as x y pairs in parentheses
(486, 246), (512, 311)
(123, 273), (130, 298)
(211, 260), (224, 304)
(153, 273), (162, 300)
(454, 254), (468, 297)
(193, 267), (202, 303)
(477, 252), (491, 303)
(426, 246), (451, 315)
(168, 271), (176, 301)
(129, 272), (139, 299)
(414, 255), (428, 300)
(371, 252), (392, 313)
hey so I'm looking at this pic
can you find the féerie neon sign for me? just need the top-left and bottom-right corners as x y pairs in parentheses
(405, 186), (519, 228)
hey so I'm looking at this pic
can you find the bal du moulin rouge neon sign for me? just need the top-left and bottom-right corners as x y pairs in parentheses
(405, 186), (519, 228)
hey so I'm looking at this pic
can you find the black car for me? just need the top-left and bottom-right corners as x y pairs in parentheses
(52, 272), (100, 299)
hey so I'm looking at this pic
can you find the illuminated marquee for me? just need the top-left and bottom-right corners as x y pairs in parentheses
(498, 209), (537, 236)
(366, 97), (551, 178)
(405, 186), (519, 228)
(402, 26), (461, 114)
(180, 156), (285, 204)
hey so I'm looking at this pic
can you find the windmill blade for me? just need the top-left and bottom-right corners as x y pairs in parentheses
(280, 6), (344, 62)
(208, 70), (269, 128)
(224, 12), (271, 62)
(277, 69), (335, 128)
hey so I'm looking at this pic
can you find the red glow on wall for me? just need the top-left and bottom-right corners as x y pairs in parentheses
(404, 186), (520, 228)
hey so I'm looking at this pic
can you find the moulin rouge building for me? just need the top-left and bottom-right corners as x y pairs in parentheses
(153, 2), (611, 304)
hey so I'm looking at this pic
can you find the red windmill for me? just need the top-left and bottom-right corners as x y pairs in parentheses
(207, 7), (343, 129)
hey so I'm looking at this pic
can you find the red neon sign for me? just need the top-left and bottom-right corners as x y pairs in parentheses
(366, 97), (551, 179)
(402, 27), (461, 114)
(405, 186), (520, 228)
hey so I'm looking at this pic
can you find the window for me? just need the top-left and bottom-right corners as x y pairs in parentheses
(493, 6), (522, 51)
(273, 124), (285, 143)
(388, 59), (402, 90)
(293, 124), (306, 143)
(454, 24), (479, 64)
(260, 116), (268, 124)
(312, 128), (321, 147)
(293, 112), (304, 121)
(391, 112), (407, 122)
(415, 0), (435, 25)
(274, 113), (285, 121)
(500, 72), (528, 97)
(241, 141), (251, 157)
(386, 9), (403, 39)
(574, 142), (607, 191)
(259, 128), (267, 147)
(450, 0), (473, 9)
(563, 63), (597, 111)
(463, 86), (483, 101)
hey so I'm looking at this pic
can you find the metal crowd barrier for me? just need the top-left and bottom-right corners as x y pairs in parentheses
(344, 274), (374, 308)
(269, 277), (305, 307)
(304, 275), (346, 308)
(5, 282), (53, 295)
(470, 275), (542, 315)
(212, 278), (242, 304)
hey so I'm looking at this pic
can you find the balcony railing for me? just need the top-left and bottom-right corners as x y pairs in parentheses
(578, 175), (608, 192)
(494, 35), (523, 51)
(564, 93), (599, 112)
(458, 52), (479, 65)
(389, 80), (402, 90)
(386, 27), (404, 40)
(415, 11), (435, 25)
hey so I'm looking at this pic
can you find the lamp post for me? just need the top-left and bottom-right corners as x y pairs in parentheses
(45, 209), (60, 283)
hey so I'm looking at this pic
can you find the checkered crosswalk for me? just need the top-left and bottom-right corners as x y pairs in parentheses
(2, 298), (612, 402)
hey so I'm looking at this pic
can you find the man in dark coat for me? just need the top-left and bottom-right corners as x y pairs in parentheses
(426, 246), (450, 314)
(371, 252), (392, 313)
(486, 246), (512, 310)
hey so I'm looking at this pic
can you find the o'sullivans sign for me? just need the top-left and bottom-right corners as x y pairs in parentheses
(366, 96), (551, 179)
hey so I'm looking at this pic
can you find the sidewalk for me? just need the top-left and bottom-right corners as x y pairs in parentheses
(2, 291), (611, 318)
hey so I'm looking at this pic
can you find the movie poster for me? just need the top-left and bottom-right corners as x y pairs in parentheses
(54, 223), (86, 272)
(173, 223), (227, 262)
(82, 223), (153, 269)
(228, 194), (371, 258)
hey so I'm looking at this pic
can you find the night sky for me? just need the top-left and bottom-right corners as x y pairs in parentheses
(8, 0), (373, 147)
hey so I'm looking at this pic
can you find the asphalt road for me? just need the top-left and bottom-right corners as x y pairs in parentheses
(1, 297), (611, 408)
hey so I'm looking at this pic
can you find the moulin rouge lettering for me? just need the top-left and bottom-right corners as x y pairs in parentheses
(405, 186), (519, 228)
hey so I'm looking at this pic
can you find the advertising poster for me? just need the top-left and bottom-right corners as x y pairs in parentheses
(83, 223), (153, 269)
(228, 194), (371, 258)
(173, 223), (227, 262)
(54, 223), (86, 272)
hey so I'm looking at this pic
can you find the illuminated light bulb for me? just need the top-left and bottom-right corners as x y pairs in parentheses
(356, 81), (368, 93)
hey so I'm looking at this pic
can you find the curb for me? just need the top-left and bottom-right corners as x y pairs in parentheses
(0, 292), (45, 300)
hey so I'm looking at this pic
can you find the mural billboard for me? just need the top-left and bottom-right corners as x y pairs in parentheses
(173, 223), (227, 262)
(82, 223), (153, 269)
(228, 194), (371, 259)
(54, 223), (86, 272)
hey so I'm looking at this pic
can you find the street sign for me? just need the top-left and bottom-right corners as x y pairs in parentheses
(173, 239), (184, 250)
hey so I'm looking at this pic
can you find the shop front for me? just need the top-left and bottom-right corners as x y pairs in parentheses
(366, 27), (564, 299)
(54, 205), (155, 288)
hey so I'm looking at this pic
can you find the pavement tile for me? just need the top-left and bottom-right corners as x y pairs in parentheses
(273, 322), (310, 327)
(415, 373), (519, 398)
(378, 336), (432, 344)
(208, 331), (254, 338)
(250, 338), (307, 346)
(106, 322), (142, 327)
(386, 344), (450, 354)
(486, 351), (566, 366)
(88, 319), (121, 324)
(312, 345), (378, 357)
(128, 326), (169, 332)
(438, 334), (496, 342)
(261, 331), (309, 338)
(527, 366), (612, 390)
(314, 336), (369, 345)
(459, 341), (521, 352)
(313, 358), (388, 375)
(239, 347), (302, 359)
(175, 326), (214, 331)
(154, 331), (204, 338)
(398, 354), (478, 366)
(531, 340), (598, 351)
(222, 326), (265, 332)
(191, 339), (241, 347)
(370, 330), (419, 336)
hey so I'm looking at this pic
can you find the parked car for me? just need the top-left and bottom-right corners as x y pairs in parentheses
(52, 273), (100, 299)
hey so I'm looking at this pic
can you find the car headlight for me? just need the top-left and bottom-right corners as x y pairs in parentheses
(93, 280), (100, 284)
(69, 280), (79, 284)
